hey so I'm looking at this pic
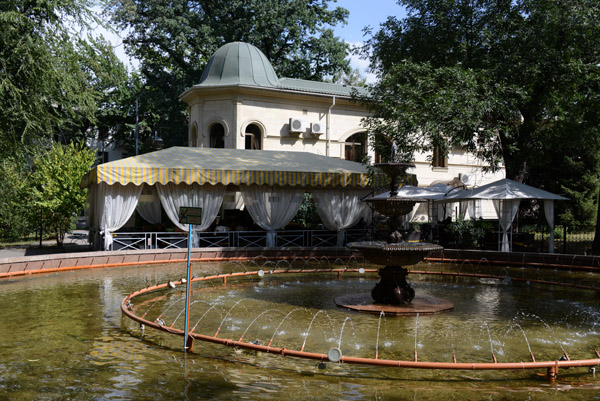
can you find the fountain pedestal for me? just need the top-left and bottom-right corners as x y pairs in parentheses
(338, 159), (453, 315)
(372, 266), (414, 304)
(347, 239), (443, 305)
(339, 239), (452, 315)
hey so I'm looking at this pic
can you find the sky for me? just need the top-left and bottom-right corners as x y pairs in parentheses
(333, 0), (407, 82)
(97, 0), (407, 83)
(333, 0), (406, 43)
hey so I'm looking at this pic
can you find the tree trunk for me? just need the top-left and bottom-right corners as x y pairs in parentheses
(591, 188), (600, 254)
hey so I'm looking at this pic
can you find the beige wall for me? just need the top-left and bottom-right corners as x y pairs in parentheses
(184, 86), (505, 199)
(185, 87), (369, 157)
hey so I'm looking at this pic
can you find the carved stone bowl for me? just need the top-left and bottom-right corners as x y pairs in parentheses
(347, 241), (443, 267)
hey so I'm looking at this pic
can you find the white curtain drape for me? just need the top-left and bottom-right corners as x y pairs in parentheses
(156, 183), (225, 247)
(313, 189), (369, 246)
(493, 199), (520, 252)
(459, 200), (476, 219)
(544, 200), (556, 253)
(436, 201), (455, 222)
(240, 185), (304, 247)
(136, 185), (162, 225)
(96, 182), (143, 250)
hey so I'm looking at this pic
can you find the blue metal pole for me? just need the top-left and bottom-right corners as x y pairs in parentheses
(184, 224), (192, 350)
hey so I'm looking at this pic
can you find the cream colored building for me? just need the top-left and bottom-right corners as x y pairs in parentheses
(180, 42), (504, 220)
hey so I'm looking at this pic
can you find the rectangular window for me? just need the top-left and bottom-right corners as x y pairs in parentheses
(432, 145), (448, 168)
(344, 133), (367, 162)
(344, 143), (359, 161)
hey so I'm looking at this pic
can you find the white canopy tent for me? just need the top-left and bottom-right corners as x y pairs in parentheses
(441, 178), (568, 252)
(82, 147), (381, 249)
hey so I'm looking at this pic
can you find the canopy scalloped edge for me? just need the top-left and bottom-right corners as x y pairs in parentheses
(82, 168), (378, 188)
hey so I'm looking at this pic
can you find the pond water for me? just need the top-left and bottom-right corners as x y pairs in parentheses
(0, 260), (599, 400)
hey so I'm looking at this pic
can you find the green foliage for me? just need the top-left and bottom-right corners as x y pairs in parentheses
(291, 193), (320, 229)
(330, 67), (367, 87)
(357, 62), (510, 168)
(110, 73), (163, 157)
(446, 219), (486, 248)
(105, 0), (351, 148)
(359, 0), (600, 226)
(0, 1), (132, 157)
(29, 142), (97, 245)
(73, 35), (133, 144)
(0, 0), (97, 153)
(0, 2), (135, 241)
(0, 155), (35, 240)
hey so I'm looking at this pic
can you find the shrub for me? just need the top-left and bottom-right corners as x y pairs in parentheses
(446, 219), (486, 248)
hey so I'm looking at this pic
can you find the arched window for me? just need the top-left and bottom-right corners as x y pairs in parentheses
(210, 123), (225, 148)
(245, 123), (262, 150)
(344, 132), (367, 162)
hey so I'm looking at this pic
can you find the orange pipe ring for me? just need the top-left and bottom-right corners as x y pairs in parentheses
(121, 269), (600, 376)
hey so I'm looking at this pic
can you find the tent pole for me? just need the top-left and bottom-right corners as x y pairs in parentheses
(498, 220), (501, 252)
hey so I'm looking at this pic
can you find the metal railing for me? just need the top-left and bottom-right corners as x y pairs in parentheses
(519, 224), (596, 255)
(91, 224), (600, 255)
(109, 229), (371, 251)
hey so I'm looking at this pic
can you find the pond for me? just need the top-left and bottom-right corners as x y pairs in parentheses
(0, 260), (598, 400)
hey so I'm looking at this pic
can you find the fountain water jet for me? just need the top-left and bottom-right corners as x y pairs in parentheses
(121, 259), (600, 381)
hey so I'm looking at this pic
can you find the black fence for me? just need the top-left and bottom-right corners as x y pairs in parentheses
(519, 224), (596, 255)
(470, 225), (595, 255)
(430, 222), (597, 255)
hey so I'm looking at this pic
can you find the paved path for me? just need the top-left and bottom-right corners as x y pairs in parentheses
(0, 231), (90, 260)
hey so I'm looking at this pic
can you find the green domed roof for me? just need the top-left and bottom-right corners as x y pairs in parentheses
(198, 42), (280, 87)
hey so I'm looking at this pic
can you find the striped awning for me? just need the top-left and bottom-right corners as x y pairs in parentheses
(82, 147), (386, 188)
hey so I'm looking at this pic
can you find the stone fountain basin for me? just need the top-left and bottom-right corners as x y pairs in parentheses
(347, 241), (443, 267)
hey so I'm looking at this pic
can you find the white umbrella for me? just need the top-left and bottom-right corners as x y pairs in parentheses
(438, 179), (568, 252)
(368, 185), (450, 201)
(444, 178), (568, 201)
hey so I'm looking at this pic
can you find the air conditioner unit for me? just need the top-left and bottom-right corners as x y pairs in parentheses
(460, 173), (475, 186)
(310, 122), (325, 135)
(289, 118), (306, 134)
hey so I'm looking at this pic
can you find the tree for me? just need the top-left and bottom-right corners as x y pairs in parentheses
(29, 142), (97, 246)
(70, 35), (133, 145)
(105, 0), (351, 148)
(0, 1), (135, 243)
(358, 62), (510, 167)
(0, 0), (97, 155)
(0, 154), (35, 240)
(358, 0), (600, 227)
(330, 67), (368, 87)
(1, 1), (133, 158)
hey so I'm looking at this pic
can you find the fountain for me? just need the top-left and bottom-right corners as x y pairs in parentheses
(340, 151), (451, 315)
(119, 258), (600, 383)
(3, 251), (600, 399)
